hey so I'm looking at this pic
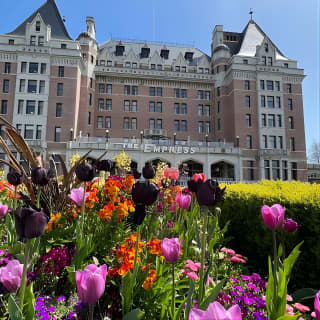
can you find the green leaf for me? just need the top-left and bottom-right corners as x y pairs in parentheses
(277, 244), (283, 259)
(283, 242), (303, 282)
(266, 257), (275, 317)
(121, 271), (136, 316)
(276, 315), (301, 320)
(292, 288), (318, 302)
(173, 296), (188, 320)
(66, 265), (76, 286)
(123, 309), (145, 320)
(198, 279), (225, 310)
(8, 295), (22, 320)
(23, 283), (35, 320)
(185, 280), (195, 320)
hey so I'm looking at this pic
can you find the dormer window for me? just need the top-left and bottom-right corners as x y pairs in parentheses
(160, 49), (169, 59)
(264, 43), (269, 52)
(30, 36), (36, 46)
(36, 21), (41, 32)
(8, 39), (14, 45)
(141, 47), (150, 58)
(115, 45), (124, 56)
(184, 52), (194, 62)
(61, 43), (67, 49)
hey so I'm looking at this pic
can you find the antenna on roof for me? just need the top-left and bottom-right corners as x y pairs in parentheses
(249, 8), (253, 21)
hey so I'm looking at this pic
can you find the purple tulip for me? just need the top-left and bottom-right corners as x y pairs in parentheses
(75, 163), (95, 182)
(14, 207), (48, 239)
(7, 171), (24, 186)
(31, 167), (49, 186)
(196, 179), (225, 206)
(311, 290), (320, 320)
(261, 204), (285, 230)
(132, 180), (159, 206)
(0, 260), (23, 292)
(189, 301), (242, 320)
(76, 264), (107, 304)
(0, 204), (8, 217)
(283, 218), (299, 233)
(161, 238), (180, 263)
(176, 191), (191, 210)
(69, 187), (89, 207)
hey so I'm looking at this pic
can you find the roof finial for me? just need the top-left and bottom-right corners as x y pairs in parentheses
(249, 8), (253, 21)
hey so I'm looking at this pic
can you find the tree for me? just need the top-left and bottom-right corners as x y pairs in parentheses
(308, 141), (320, 163)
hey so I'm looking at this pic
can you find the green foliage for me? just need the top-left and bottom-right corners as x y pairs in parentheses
(8, 295), (22, 320)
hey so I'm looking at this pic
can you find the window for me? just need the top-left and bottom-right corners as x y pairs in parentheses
(55, 127), (61, 142)
(30, 36), (36, 46)
(89, 78), (93, 88)
(276, 96), (281, 108)
(105, 117), (111, 128)
(262, 56), (266, 65)
(205, 91), (210, 100)
(21, 62), (27, 73)
(217, 87), (220, 97)
(38, 101), (43, 115)
(26, 100), (36, 114)
(27, 80), (37, 93)
(288, 98), (293, 111)
(267, 96), (274, 108)
(272, 160), (280, 180)
(132, 86), (138, 95)
(5, 62), (11, 74)
(243, 59), (248, 64)
(107, 60), (112, 66)
(275, 81), (280, 91)
(99, 84), (105, 93)
(263, 135), (268, 148)
(288, 116), (294, 129)
(151, 64), (155, 70)
(56, 103), (62, 117)
(88, 112), (91, 125)
(61, 43), (66, 49)
(58, 66), (64, 77)
(247, 160), (254, 181)
(156, 119), (162, 129)
(198, 90), (204, 99)
(291, 162), (297, 180)
(198, 105), (203, 116)
(91, 55), (93, 63)
(175, 66), (180, 72)
(150, 87), (155, 96)
(282, 160), (288, 180)
(204, 105), (210, 116)
(41, 63), (46, 74)
(98, 99), (104, 110)
(266, 80), (274, 91)
(268, 114), (275, 127)
(157, 87), (163, 97)
(132, 101), (137, 112)
(284, 63), (289, 68)
(260, 80), (265, 90)
(125, 62), (131, 68)
(124, 100), (130, 112)
(29, 63), (38, 73)
(57, 83), (63, 96)
(246, 114), (251, 128)
(18, 100), (23, 114)
(9, 39), (14, 45)
(38, 36), (44, 46)
(269, 135), (276, 148)
(174, 88), (180, 98)
(267, 57), (273, 66)
(181, 103), (187, 114)
(106, 99), (112, 111)
(264, 160), (270, 179)
(245, 96), (251, 108)
(24, 125), (34, 139)
(1, 100), (8, 114)
(3, 80), (9, 93)
(287, 84), (292, 93)
(174, 103), (180, 114)
(198, 121), (204, 133)
(149, 102), (155, 112)
(39, 80), (45, 94)
(106, 84), (112, 94)
(205, 122), (210, 134)
(261, 95), (266, 107)
(89, 93), (92, 106)
(174, 120), (179, 131)
(181, 89), (187, 98)
(157, 102), (162, 113)
(278, 136), (283, 149)
(181, 120), (187, 131)
(277, 115), (282, 127)
(246, 135), (252, 149)
(264, 43), (269, 52)
(182, 66), (186, 72)
(36, 125), (42, 140)
(131, 118), (137, 130)
(245, 80), (250, 90)
(124, 85), (130, 95)
(19, 79), (25, 92)
(261, 114), (266, 127)
(217, 118), (221, 130)
(36, 21), (41, 32)
(149, 119), (155, 129)
(132, 62), (137, 68)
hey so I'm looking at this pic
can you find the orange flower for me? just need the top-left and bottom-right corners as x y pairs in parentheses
(46, 213), (62, 232)
(142, 269), (158, 290)
(123, 174), (134, 192)
(97, 202), (115, 222)
(147, 238), (162, 256)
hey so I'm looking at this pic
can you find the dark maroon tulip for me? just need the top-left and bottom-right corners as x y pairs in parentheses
(7, 171), (24, 186)
(196, 179), (225, 206)
(14, 207), (48, 239)
(187, 180), (198, 193)
(95, 159), (114, 172)
(132, 180), (159, 206)
(132, 169), (141, 180)
(31, 167), (49, 186)
(283, 218), (299, 233)
(133, 204), (146, 225)
(142, 164), (155, 180)
(75, 163), (95, 182)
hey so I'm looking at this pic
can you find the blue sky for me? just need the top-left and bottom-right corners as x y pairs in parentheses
(1, 0), (319, 154)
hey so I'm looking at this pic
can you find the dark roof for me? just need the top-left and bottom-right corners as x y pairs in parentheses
(8, 0), (72, 40)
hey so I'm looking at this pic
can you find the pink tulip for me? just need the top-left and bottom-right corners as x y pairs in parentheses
(176, 192), (191, 210)
(294, 303), (310, 313)
(69, 187), (89, 207)
(76, 264), (107, 304)
(189, 301), (241, 320)
(0, 260), (23, 292)
(284, 218), (299, 233)
(192, 173), (205, 182)
(182, 270), (199, 280)
(286, 304), (294, 315)
(312, 290), (320, 319)
(185, 260), (201, 272)
(164, 168), (179, 180)
(261, 204), (285, 230)
(161, 238), (180, 263)
(0, 204), (8, 217)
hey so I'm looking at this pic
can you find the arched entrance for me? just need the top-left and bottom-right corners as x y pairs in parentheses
(211, 161), (235, 180)
(145, 158), (171, 168)
(179, 160), (203, 177)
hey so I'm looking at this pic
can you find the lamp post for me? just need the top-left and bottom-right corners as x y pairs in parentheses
(106, 129), (109, 143)
(140, 131), (143, 144)
(70, 128), (73, 141)
(173, 132), (176, 145)
(236, 136), (240, 148)
(205, 134), (208, 147)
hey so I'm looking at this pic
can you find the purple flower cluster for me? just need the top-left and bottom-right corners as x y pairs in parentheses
(35, 297), (56, 320)
(0, 249), (12, 266)
(216, 273), (267, 320)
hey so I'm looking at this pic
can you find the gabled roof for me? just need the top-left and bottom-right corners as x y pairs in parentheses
(8, 0), (72, 40)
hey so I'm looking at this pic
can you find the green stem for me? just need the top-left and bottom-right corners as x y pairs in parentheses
(89, 304), (94, 320)
(13, 187), (17, 210)
(133, 225), (140, 274)
(172, 263), (175, 319)
(19, 238), (31, 310)
(36, 185), (41, 208)
(272, 230), (278, 298)
(198, 206), (208, 303)
(80, 181), (87, 236)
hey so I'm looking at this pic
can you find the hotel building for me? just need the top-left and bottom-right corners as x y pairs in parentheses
(0, 0), (307, 181)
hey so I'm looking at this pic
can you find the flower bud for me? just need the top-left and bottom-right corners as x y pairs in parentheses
(31, 167), (49, 186)
(283, 218), (299, 233)
(142, 164), (155, 179)
(75, 163), (95, 182)
(7, 171), (24, 186)
(0, 204), (9, 218)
